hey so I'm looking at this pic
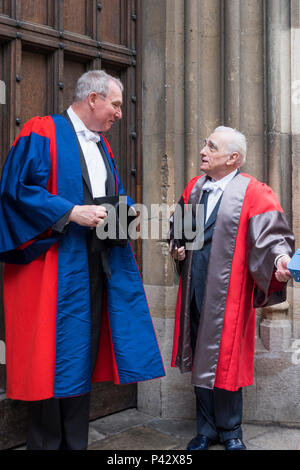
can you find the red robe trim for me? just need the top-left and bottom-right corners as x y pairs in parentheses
(171, 173), (294, 391)
(4, 116), (59, 400)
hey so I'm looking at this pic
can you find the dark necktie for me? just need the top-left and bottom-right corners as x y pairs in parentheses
(200, 189), (210, 224)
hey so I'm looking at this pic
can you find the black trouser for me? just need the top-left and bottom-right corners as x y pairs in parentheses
(27, 251), (104, 450)
(27, 394), (90, 450)
(194, 386), (243, 442)
(190, 295), (243, 443)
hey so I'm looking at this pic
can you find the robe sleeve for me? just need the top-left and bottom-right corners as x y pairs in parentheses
(0, 117), (74, 263)
(246, 182), (294, 307)
(51, 208), (73, 234)
(169, 177), (201, 275)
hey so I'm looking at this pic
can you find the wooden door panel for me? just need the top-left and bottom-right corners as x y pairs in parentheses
(64, 0), (92, 37)
(100, 0), (123, 45)
(63, 57), (88, 109)
(0, 264), (4, 394)
(20, 50), (48, 123)
(103, 116), (122, 178)
(21, 0), (55, 27)
(0, 39), (14, 163)
(0, 39), (7, 395)
(101, 65), (123, 181)
(0, 1), (10, 16)
(0, 41), (7, 163)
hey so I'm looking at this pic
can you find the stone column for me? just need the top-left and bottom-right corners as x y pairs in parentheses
(140, 0), (300, 425)
(222, 0), (292, 351)
(244, 1), (300, 425)
(266, 0), (292, 217)
(260, 302), (292, 351)
(224, 0), (265, 180)
(139, 0), (194, 418)
(291, 0), (300, 338)
(184, 0), (200, 182)
(196, 0), (223, 178)
(223, 0), (241, 129)
(259, 0), (292, 351)
(140, 0), (225, 420)
(184, 0), (223, 182)
(139, 0), (223, 420)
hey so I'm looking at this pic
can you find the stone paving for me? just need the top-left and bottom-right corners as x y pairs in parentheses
(87, 408), (300, 451)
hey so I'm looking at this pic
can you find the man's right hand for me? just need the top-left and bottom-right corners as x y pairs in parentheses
(169, 241), (186, 261)
(68, 205), (107, 227)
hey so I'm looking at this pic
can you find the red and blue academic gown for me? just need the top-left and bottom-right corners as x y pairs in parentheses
(0, 114), (165, 401)
(170, 173), (294, 392)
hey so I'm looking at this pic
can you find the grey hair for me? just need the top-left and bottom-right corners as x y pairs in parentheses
(73, 70), (123, 102)
(214, 126), (247, 166)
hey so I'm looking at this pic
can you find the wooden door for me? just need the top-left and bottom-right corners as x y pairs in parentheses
(0, 0), (142, 449)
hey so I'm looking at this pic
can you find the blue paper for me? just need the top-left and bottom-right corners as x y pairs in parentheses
(287, 249), (300, 282)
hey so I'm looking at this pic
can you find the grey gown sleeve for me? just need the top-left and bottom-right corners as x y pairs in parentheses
(247, 210), (294, 307)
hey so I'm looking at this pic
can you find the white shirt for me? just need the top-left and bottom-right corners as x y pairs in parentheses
(202, 170), (237, 222)
(67, 106), (107, 198)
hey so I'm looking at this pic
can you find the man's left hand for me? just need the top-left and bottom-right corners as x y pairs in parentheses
(275, 255), (292, 282)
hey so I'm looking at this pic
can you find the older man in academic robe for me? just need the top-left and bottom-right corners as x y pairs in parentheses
(169, 126), (294, 451)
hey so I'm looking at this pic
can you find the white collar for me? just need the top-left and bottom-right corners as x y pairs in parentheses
(203, 170), (238, 192)
(67, 106), (100, 142)
(67, 105), (89, 133)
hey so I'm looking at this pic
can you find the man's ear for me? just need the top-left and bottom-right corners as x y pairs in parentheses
(226, 152), (240, 167)
(88, 92), (98, 109)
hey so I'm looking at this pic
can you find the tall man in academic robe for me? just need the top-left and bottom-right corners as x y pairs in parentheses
(0, 70), (164, 450)
(169, 126), (294, 451)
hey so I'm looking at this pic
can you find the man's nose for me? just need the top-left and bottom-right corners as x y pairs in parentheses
(115, 108), (122, 120)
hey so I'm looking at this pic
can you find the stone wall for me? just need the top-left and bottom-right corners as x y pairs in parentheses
(139, 0), (300, 425)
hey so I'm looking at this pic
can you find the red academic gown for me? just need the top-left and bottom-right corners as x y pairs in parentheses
(171, 172), (294, 392)
(0, 115), (165, 401)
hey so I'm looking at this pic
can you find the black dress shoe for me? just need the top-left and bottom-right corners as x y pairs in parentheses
(186, 434), (216, 450)
(225, 438), (246, 450)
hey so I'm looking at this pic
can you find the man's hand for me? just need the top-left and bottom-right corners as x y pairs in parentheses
(169, 241), (186, 261)
(68, 205), (107, 227)
(275, 255), (292, 282)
